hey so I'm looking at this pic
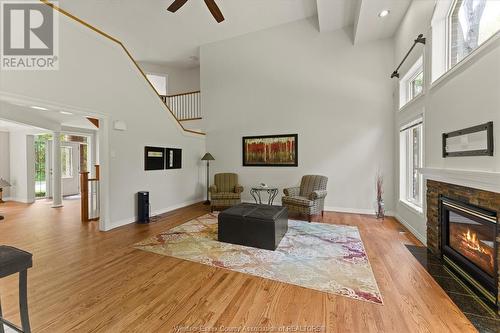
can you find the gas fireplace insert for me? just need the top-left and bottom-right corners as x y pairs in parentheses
(440, 196), (498, 305)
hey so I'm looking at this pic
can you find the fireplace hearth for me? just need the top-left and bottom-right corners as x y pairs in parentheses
(440, 196), (498, 304)
(426, 180), (500, 313)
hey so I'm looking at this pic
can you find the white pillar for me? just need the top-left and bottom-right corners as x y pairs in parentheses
(52, 131), (63, 208)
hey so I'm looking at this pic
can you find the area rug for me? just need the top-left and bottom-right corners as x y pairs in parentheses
(134, 213), (383, 304)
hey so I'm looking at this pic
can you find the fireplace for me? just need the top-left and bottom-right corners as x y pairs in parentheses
(440, 196), (498, 304)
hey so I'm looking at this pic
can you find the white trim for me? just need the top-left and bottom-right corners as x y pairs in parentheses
(420, 167), (500, 194)
(394, 213), (427, 245)
(398, 92), (425, 114)
(102, 198), (203, 231)
(399, 199), (424, 216)
(4, 197), (34, 204)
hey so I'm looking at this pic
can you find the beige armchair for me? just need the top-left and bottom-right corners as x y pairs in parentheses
(209, 173), (243, 212)
(282, 175), (328, 221)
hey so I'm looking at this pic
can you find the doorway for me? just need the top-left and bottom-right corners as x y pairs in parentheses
(34, 134), (91, 199)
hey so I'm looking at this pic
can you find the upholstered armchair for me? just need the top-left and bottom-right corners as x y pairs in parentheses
(282, 175), (328, 221)
(209, 173), (244, 212)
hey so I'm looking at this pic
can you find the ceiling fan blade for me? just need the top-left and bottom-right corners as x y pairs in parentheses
(204, 0), (225, 23)
(167, 0), (189, 13)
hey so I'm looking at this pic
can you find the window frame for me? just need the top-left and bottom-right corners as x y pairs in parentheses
(61, 146), (73, 179)
(399, 57), (424, 109)
(407, 70), (424, 102)
(399, 118), (424, 212)
(446, 0), (500, 70)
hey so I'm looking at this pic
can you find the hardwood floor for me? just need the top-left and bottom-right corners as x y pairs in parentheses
(0, 199), (476, 332)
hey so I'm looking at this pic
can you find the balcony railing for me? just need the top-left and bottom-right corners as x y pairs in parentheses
(161, 91), (201, 121)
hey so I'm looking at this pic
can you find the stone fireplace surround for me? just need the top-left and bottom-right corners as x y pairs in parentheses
(426, 179), (500, 311)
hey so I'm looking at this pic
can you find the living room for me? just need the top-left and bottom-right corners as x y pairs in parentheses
(0, 0), (499, 332)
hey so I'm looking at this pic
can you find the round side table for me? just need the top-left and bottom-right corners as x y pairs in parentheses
(250, 187), (279, 205)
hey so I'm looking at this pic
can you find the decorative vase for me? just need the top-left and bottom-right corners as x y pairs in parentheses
(376, 199), (385, 219)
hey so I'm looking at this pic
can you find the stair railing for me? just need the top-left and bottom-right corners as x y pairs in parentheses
(80, 165), (100, 222)
(161, 91), (201, 121)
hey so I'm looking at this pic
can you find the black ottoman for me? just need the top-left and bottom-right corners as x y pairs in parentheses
(218, 203), (288, 250)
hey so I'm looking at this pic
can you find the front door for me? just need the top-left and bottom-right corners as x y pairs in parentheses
(61, 141), (80, 196)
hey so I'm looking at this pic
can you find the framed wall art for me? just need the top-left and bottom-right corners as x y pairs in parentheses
(242, 134), (298, 167)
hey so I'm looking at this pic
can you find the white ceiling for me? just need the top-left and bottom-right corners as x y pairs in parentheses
(316, 0), (358, 33)
(354, 0), (412, 44)
(55, 0), (410, 68)
(58, 0), (318, 68)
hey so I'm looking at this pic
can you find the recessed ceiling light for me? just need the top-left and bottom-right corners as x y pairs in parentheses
(60, 111), (73, 115)
(378, 10), (390, 17)
(30, 106), (49, 111)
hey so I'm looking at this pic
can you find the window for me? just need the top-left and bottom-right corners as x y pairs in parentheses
(61, 146), (73, 178)
(400, 119), (424, 210)
(448, 0), (500, 68)
(408, 70), (424, 100)
(399, 57), (423, 108)
(146, 73), (168, 96)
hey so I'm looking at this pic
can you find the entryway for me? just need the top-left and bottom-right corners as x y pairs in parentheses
(34, 133), (91, 200)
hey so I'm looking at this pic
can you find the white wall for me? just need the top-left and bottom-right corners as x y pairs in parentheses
(393, 0), (500, 244)
(0, 5), (206, 230)
(201, 19), (395, 214)
(139, 62), (201, 95)
(9, 132), (35, 203)
(0, 131), (10, 197)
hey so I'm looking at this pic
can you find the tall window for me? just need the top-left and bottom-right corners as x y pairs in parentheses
(400, 119), (424, 210)
(449, 0), (500, 67)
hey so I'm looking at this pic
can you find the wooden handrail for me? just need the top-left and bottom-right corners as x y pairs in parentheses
(164, 90), (201, 98)
(39, 0), (205, 136)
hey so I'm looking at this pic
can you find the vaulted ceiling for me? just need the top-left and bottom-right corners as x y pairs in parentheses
(56, 0), (412, 68)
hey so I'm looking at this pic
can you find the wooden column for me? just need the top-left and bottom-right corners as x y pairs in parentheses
(80, 172), (89, 222)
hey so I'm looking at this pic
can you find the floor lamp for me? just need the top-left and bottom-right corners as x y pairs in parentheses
(201, 153), (215, 205)
(0, 178), (11, 221)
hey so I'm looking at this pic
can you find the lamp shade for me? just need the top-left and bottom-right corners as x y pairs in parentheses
(201, 153), (215, 161)
(0, 178), (11, 187)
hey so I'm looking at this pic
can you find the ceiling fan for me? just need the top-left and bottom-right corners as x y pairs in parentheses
(167, 0), (225, 23)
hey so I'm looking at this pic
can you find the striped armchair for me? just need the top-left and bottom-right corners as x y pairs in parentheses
(209, 173), (243, 212)
(282, 175), (328, 221)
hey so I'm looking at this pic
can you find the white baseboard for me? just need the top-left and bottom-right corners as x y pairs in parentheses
(394, 213), (427, 245)
(103, 198), (203, 231)
(3, 197), (34, 204)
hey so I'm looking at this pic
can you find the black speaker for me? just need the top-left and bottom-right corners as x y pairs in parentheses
(137, 191), (150, 223)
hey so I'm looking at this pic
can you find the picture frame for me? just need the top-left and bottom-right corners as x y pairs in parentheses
(165, 148), (182, 169)
(144, 146), (165, 170)
(442, 122), (494, 157)
(242, 134), (298, 167)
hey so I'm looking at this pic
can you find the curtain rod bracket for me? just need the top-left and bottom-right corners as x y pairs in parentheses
(415, 34), (426, 45)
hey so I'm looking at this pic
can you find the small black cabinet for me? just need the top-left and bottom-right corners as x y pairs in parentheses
(137, 191), (150, 223)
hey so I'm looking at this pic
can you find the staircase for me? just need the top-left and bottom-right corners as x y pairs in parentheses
(160, 91), (202, 121)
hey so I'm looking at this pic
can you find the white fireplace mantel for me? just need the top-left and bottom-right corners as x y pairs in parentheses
(419, 168), (500, 194)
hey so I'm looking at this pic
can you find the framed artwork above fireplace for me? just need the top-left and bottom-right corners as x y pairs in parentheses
(442, 121), (494, 157)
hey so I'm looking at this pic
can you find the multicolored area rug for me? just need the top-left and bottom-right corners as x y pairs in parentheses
(134, 213), (383, 304)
